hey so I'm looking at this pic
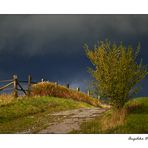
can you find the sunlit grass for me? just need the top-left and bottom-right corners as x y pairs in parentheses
(32, 82), (101, 107)
(0, 94), (15, 106)
(0, 95), (93, 133)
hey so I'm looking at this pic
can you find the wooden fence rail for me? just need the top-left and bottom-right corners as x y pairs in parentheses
(0, 75), (37, 98)
(0, 75), (92, 98)
(0, 81), (14, 91)
(0, 79), (13, 83)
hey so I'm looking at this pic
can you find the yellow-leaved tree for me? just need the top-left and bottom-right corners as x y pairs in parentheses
(84, 40), (147, 109)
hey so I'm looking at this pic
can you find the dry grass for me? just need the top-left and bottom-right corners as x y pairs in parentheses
(0, 94), (26, 107)
(99, 99), (143, 132)
(31, 82), (101, 107)
(100, 108), (127, 131)
(0, 94), (14, 106)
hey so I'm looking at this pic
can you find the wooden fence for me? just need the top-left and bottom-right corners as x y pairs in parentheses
(0, 75), (37, 98)
(0, 75), (91, 98)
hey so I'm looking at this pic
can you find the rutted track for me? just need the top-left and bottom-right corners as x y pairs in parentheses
(38, 107), (107, 134)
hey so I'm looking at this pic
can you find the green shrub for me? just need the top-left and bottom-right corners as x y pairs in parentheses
(85, 40), (147, 109)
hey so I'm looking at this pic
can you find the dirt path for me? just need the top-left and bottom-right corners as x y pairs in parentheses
(38, 107), (106, 134)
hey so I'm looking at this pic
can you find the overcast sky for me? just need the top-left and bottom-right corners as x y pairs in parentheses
(0, 15), (148, 96)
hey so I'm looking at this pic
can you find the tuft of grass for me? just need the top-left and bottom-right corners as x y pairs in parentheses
(99, 108), (127, 132)
(0, 95), (93, 133)
(0, 94), (15, 106)
(71, 97), (148, 134)
(32, 82), (101, 107)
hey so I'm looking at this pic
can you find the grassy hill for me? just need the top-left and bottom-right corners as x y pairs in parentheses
(71, 97), (148, 134)
(0, 81), (105, 133)
(0, 95), (93, 133)
(32, 82), (101, 107)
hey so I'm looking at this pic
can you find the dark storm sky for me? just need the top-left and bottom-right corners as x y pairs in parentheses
(0, 14), (148, 96)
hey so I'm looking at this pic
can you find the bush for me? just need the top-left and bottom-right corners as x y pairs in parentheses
(85, 40), (147, 109)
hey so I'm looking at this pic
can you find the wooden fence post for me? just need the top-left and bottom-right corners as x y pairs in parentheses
(13, 75), (18, 98)
(76, 87), (80, 92)
(66, 83), (69, 88)
(41, 78), (44, 82)
(87, 90), (90, 96)
(28, 75), (32, 96)
(55, 82), (58, 86)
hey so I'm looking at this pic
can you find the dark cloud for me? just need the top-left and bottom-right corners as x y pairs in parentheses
(0, 15), (148, 95)
(1, 15), (148, 55)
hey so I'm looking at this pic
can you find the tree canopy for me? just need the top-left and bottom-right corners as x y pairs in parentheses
(85, 40), (147, 109)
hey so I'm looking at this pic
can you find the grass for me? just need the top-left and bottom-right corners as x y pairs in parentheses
(32, 82), (101, 107)
(0, 94), (14, 106)
(70, 97), (148, 134)
(0, 95), (93, 133)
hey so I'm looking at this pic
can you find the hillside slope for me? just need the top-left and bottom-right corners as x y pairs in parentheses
(32, 82), (101, 107)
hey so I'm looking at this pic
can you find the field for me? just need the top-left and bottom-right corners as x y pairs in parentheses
(70, 97), (148, 134)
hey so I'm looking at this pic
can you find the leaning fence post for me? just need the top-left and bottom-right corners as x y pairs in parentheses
(27, 75), (32, 96)
(13, 75), (18, 98)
